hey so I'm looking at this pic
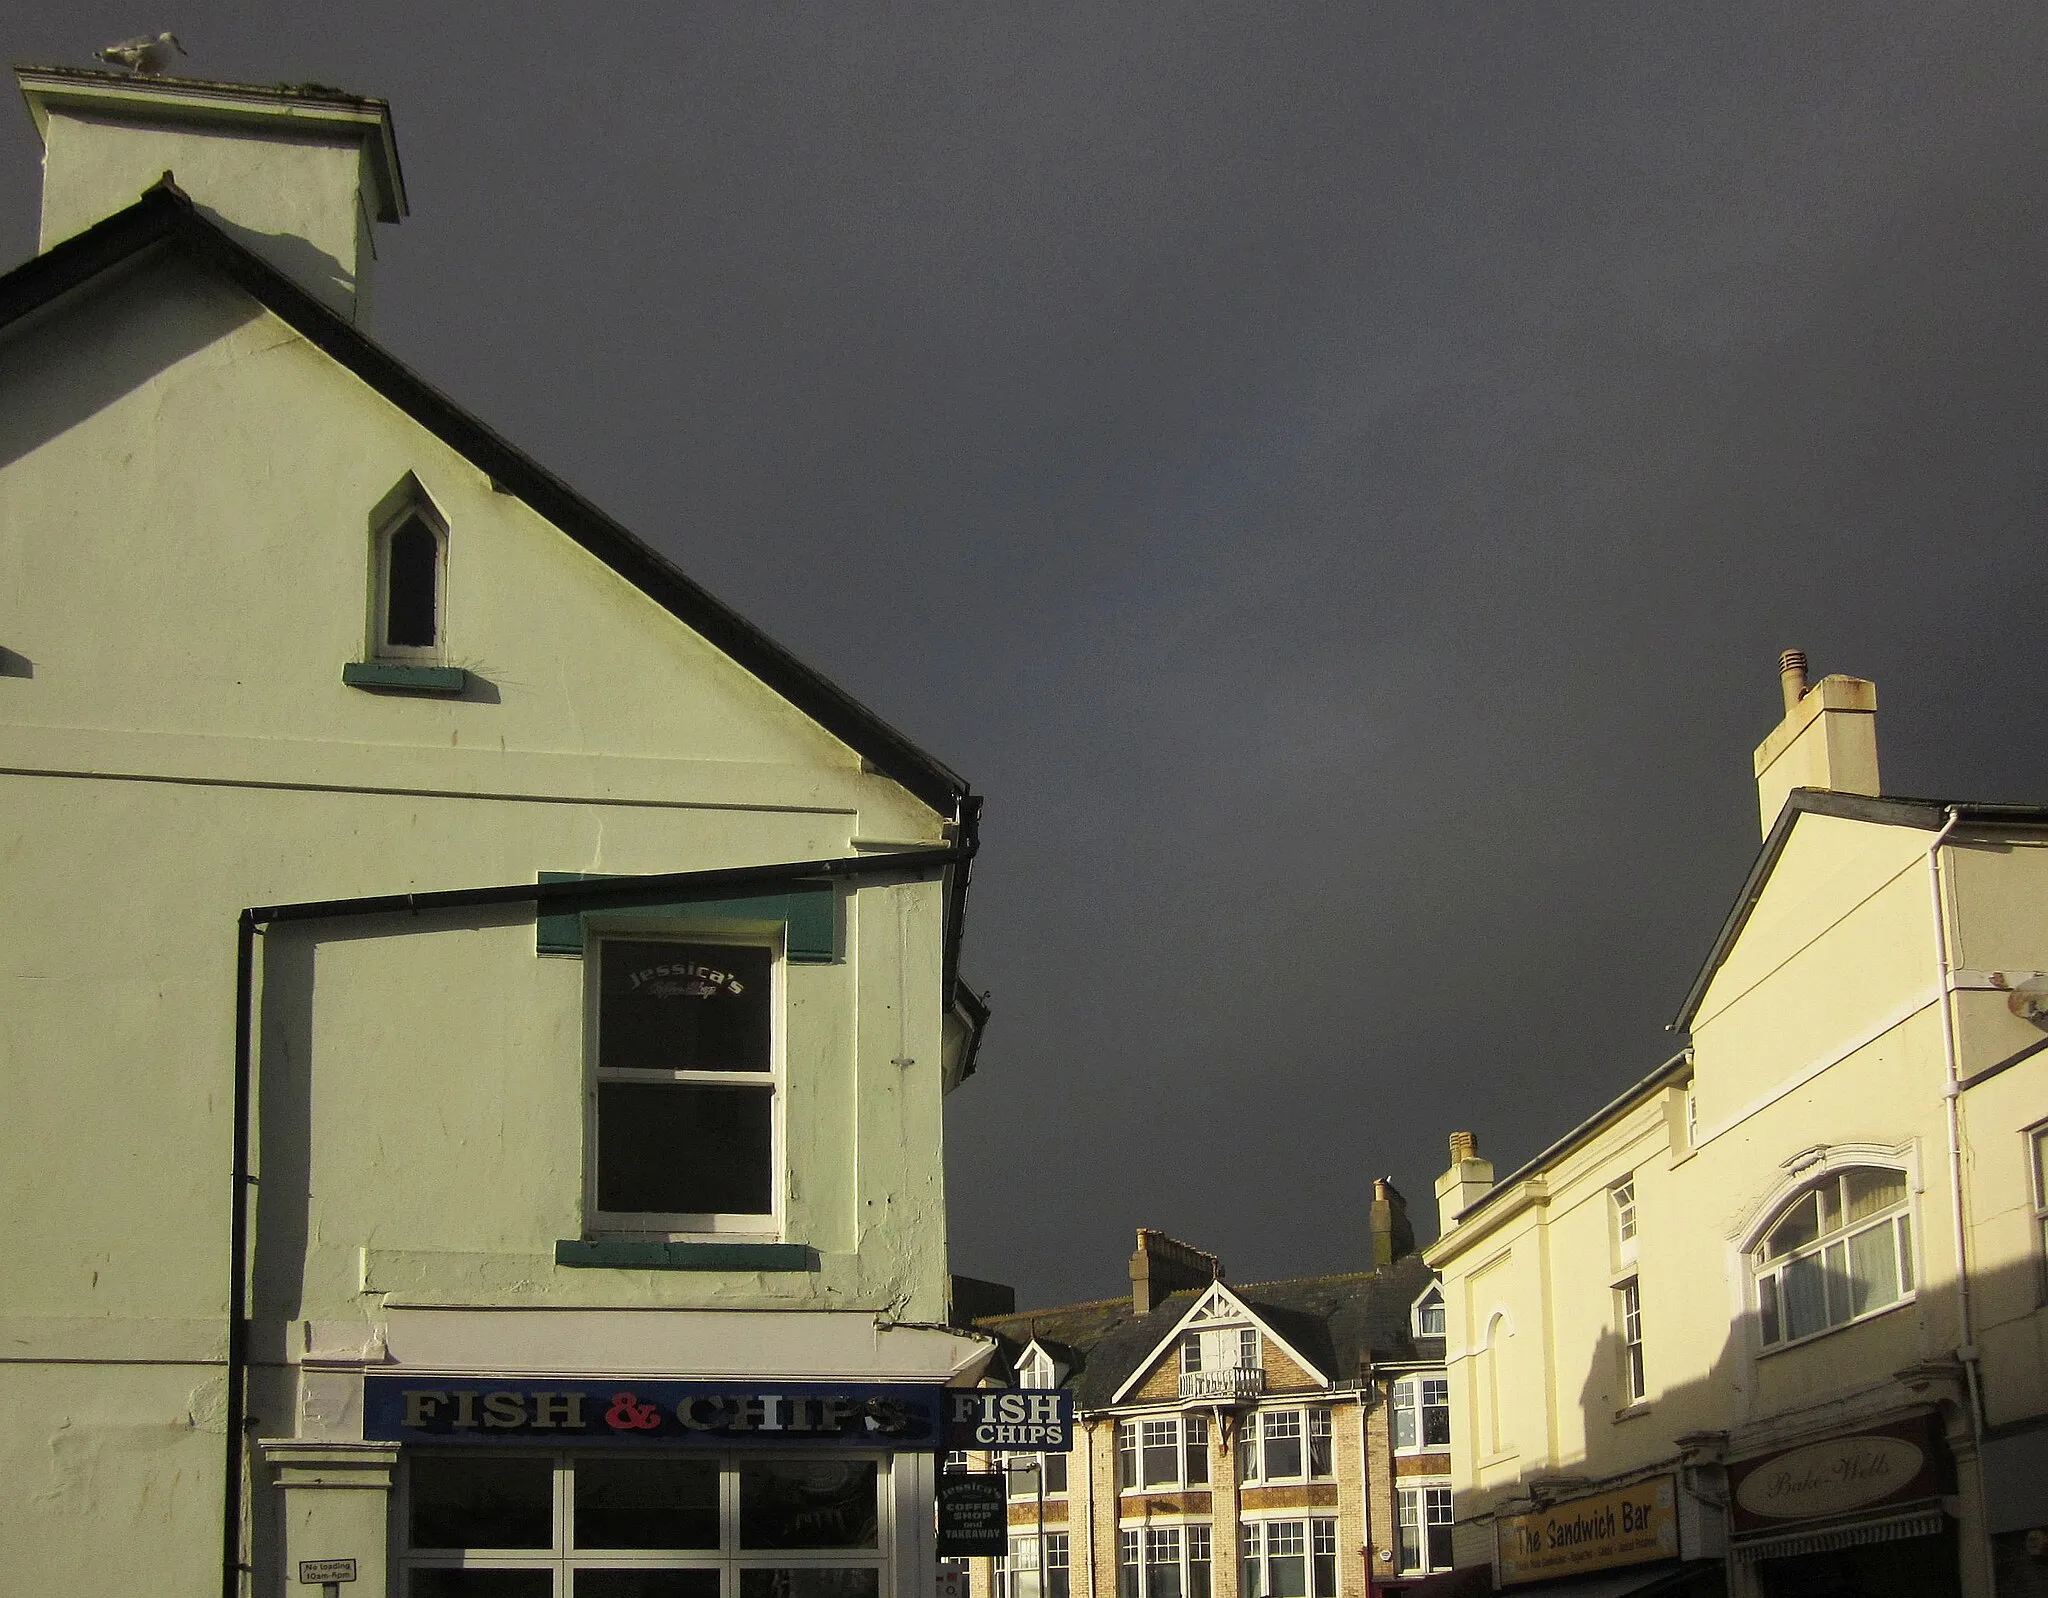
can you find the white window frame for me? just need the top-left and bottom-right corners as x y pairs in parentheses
(585, 930), (786, 1239)
(1618, 1279), (1645, 1403)
(998, 1450), (1068, 1498)
(1411, 1286), (1445, 1339)
(1240, 1517), (1338, 1598)
(1236, 1406), (1333, 1484)
(1751, 1165), (1916, 1352)
(1119, 1524), (1211, 1598)
(1394, 1484), (1452, 1576)
(1117, 1414), (1209, 1491)
(998, 1530), (1070, 1598)
(1018, 1347), (1056, 1389)
(397, 1448), (892, 1590)
(1179, 1325), (1258, 1376)
(369, 490), (449, 663)
(1390, 1376), (1450, 1454)
(1612, 1176), (1638, 1268)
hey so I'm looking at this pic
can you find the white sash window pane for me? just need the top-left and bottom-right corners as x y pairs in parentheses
(1262, 1412), (1302, 1480)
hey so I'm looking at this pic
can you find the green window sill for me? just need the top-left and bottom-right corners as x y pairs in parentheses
(343, 661), (469, 694)
(555, 1240), (817, 1272)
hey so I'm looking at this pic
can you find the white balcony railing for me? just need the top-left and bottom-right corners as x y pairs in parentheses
(1178, 1367), (1265, 1401)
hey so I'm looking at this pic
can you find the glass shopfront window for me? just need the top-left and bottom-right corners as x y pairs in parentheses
(401, 1454), (886, 1596)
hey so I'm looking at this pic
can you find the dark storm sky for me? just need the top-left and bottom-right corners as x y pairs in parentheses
(10, 6), (2048, 1309)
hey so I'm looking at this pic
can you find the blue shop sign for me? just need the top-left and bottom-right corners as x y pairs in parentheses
(364, 1378), (940, 1449)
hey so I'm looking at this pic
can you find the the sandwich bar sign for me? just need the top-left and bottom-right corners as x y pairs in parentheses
(364, 1379), (1077, 1452)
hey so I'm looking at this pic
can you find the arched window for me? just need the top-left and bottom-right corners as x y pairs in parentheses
(369, 482), (448, 661)
(1753, 1166), (1914, 1348)
(384, 515), (439, 648)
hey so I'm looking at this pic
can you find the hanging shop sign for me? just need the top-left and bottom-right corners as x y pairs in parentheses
(1496, 1475), (1679, 1587)
(943, 1389), (1075, 1451)
(365, 1378), (941, 1449)
(935, 1474), (1011, 1557)
(1727, 1412), (1953, 1534)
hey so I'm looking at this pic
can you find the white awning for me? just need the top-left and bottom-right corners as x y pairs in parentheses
(1731, 1505), (1946, 1563)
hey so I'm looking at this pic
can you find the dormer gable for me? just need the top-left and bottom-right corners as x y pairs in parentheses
(1108, 1281), (1331, 1405)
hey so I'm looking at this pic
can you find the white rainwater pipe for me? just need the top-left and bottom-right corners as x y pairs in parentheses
(1925, 807), (1996, 1594)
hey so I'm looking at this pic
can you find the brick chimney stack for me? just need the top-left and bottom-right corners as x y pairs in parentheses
(1130, 1229), (1221, 1314)
(1370, 1178), (1415, 1266)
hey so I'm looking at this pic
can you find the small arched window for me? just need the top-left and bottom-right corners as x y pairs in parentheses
(370, 486), (447, 661)
(1753, 1166), (1914, 1348)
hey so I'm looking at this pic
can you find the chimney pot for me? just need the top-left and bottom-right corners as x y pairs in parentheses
(1778, 649), (1810, 714)
(1448, 1130), (1477, 1163)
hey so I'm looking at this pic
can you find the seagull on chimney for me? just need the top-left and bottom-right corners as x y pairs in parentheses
(96, 33), (186, 75)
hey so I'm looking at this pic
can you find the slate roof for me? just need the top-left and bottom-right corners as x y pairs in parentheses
(976, 1254), (1439, 1410)
(0, 182), (972, 819)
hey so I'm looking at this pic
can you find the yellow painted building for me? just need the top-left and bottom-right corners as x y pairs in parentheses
(0, 67), (995, 1596)
(1424, 655), (2048, 1598)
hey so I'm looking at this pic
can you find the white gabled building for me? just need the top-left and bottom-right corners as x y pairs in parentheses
(0, 65), (994, 1597)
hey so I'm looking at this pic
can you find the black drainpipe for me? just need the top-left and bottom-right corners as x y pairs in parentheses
(220, 841), (973, 1598)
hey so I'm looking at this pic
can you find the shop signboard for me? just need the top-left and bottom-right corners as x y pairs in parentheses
(365, 1378), (942, 1448)
(936, 1474), (1011, 1557)
(943, 1389), (1075, 1451)
(1496, 1475), (1679, 1587)
(364, 1379), (1079, 1453)
(1727, 1412), (1953, 1534)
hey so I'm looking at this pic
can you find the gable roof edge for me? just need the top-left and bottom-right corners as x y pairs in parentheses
(1104, 1280), (1331, 1406)
(0, 185), (971, 818)
(1670, 790), (2048, 1032)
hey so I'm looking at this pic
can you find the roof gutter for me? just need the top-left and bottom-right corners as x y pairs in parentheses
(221, 843), (972, 1598)
(1425, 1051), (1691, 1259)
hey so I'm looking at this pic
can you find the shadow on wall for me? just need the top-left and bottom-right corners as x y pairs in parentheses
(1466, 1251), (2048, 1585)
(204, 210), (358, 312)
(0, 252), (264, 473)
(250, 902), (548, 1324)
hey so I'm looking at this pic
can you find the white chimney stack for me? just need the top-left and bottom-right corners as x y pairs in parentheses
(14, 68), (406, 324)
(1752, 649), (1880, 837)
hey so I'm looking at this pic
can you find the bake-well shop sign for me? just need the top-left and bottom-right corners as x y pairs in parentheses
(365, 1379), (1076, 1452)
(1496, 1475), (1678, 1586)
(1728, 1412), (1953, 1534)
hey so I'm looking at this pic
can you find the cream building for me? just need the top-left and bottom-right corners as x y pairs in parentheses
(0, 67), (995, 1596)
(1423, 654), (2048, 1598)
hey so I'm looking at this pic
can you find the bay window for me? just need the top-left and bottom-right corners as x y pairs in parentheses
(1240, 1519), (1336, 1598)
(1236, 1408), (1331, 1483)
(1753, 1166), (1914, 1348)
(1391, 1378), (1449, 1452)
(1395, 1486), (1452, 1576)
(1117, 1415), (1208, 1490)
(1121, 1527), (1210, 1598)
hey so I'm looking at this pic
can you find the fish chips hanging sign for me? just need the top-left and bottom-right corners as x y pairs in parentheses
(944, 1389), (1075, 1451)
